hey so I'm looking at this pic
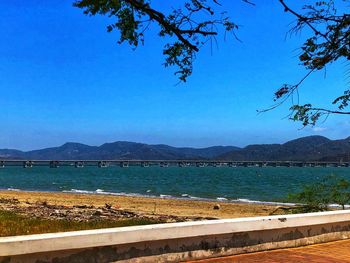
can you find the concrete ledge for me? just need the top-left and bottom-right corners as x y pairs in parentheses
(1, 210), (350, 262)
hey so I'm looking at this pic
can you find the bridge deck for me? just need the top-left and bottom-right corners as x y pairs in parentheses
(0, 159), (349, 168)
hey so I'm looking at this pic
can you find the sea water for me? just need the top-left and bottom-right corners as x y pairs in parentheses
(0, 166), (349, 204)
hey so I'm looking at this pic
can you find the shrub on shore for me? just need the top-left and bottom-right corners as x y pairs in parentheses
(287, 175), (350, 213)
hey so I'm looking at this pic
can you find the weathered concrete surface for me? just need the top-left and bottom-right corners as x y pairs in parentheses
(1, 210), (350, 262)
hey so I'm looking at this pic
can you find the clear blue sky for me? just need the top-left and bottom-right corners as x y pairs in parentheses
(0, 0), (348, 150)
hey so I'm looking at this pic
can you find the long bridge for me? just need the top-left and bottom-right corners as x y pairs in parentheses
(0, 160), (349, 168)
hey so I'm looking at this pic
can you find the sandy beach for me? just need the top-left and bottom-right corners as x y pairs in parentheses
(0, 190), (283, 220)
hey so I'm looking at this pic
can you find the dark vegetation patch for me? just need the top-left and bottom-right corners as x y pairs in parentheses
(0, 210), (159, 237)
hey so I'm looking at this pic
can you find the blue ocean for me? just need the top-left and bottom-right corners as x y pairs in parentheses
(0, 166), (349, 203)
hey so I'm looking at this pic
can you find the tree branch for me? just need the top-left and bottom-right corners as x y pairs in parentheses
(124, 0), (200, 51)
(307, 108), (350, 115)
(279, 0), (331, 43)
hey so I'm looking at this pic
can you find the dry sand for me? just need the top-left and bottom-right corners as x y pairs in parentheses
(0, 190), (282, 219)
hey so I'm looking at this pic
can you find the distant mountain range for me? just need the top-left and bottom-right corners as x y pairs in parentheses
(0, 136), (349, 161)
(0, 141), (239, 160)
(219, 136), (350, 162)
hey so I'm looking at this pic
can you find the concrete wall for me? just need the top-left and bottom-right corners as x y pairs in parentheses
(1, 210), (350, 262)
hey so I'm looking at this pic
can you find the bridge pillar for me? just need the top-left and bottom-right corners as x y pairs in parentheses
(160, 162), (169, 167)
(49, 161), (59, 168)
(23, 161), (33, 168)
(120, 161), (129, 168)
(75, 161), (84, 168)
(228, 162), (237, 167)
(141, 161), (149, 167)
(98, 161), (108, 168)
(178, 162), (185, 167)
(196, 162), (204, 167)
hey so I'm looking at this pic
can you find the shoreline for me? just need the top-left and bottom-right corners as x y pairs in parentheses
(0, 190), (286, 219)
(3, 188), (295, 207)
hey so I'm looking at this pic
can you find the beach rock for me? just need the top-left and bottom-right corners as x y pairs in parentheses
(93, 210), (103, 216)
(73, 205), (94, 209)
(213, 204), (221, 210)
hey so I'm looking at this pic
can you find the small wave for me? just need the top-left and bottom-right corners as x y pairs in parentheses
(7, 188), (20, 191)
(160, 194), (172, 198)
(98, 191), (126, 196)
(234, 199), (349, 208)
(63, 189), (95, 194)
(188, 195), (207, 200)
(236, 198), (254, 203)
(328, 203), (350, 209)
(181, 194), (205, 200)
(216, 197), (228, 201)
(63, 188), (158, 198)
(146, 189), (151, 193)
(233, 198), (297, 206)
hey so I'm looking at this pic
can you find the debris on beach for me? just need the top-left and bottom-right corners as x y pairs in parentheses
(0, 197), (20, 204)
(0, 198), (216, 223)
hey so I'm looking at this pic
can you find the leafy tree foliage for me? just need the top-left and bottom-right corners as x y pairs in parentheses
(263, 0), (350, 125)
(73, 0), (241, 82)
(288, 175), (350, 213)
(74, 0), (349, 125)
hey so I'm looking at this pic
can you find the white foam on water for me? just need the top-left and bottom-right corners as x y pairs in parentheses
(181, 194), (207, 200)
(63, 188), (159, 199)
(188, 195), (208, 201)
(235, 198), (251, 203)
(64, 189), (95, 194)
(233, 198), (297, 206)
(7, 188), (20, 191)
(328, 203), (350, 209)
(216, 197), (228, 201)
(160, 194), (172, 198)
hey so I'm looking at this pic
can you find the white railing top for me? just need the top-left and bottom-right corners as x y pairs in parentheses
(0, 210), (350, 256)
